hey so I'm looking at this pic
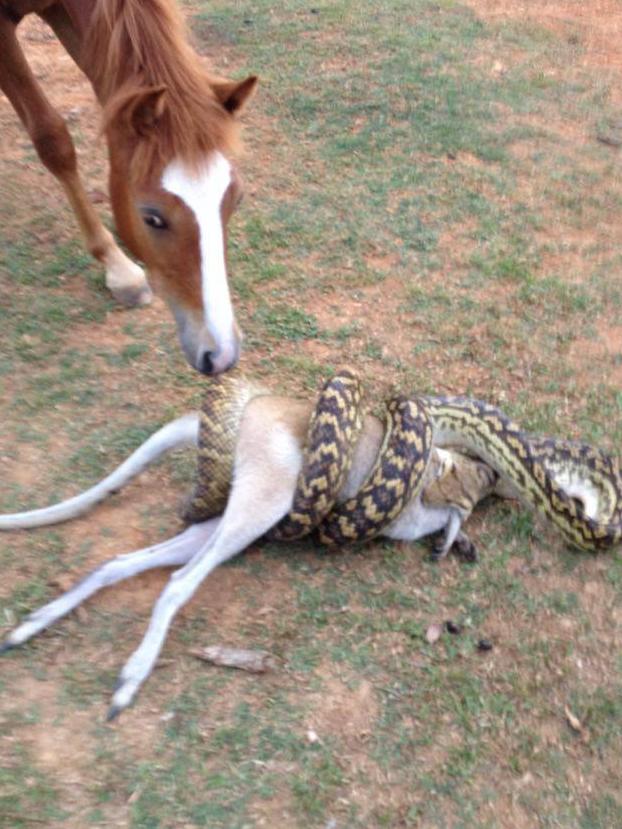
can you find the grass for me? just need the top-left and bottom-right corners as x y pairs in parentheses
(1, 0), (622, 827)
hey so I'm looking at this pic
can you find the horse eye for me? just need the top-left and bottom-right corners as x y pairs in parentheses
(142, 211), (168, 230)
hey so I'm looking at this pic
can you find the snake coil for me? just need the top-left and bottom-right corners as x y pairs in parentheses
(184, 369), (622, 552)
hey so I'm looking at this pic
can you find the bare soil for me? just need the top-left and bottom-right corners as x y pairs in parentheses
(1, 5), (622, 828)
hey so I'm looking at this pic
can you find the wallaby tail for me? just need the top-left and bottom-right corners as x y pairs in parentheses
(0, 414), (199, 530)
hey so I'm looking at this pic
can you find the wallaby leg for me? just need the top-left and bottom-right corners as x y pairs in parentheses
(108, 415), (302, 718)
(0, 520), (220, 651)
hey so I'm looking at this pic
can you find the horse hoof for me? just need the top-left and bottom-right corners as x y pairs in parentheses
(106, 256), (153, 308)
(111, 282), (154, 308)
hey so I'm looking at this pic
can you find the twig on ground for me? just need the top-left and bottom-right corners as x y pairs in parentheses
(189, 645), (276, 673)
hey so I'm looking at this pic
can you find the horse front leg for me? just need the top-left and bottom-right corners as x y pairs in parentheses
(0, 15), (152, 307)
(61, 172), (153, 307)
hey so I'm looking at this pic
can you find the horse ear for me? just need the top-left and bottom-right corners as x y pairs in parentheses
(211, 75), (258, 114)
(121, 86), (168, 136)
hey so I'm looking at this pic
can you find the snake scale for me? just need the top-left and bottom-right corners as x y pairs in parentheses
(183, 369), (622, 552)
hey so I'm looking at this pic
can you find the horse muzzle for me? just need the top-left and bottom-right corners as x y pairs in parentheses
(174, 309), (241, 375)
(195, 338), (241, 375)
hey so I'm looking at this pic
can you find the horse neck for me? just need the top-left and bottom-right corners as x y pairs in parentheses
(59, 0), (96, 43)
(59, 0), (208, 109)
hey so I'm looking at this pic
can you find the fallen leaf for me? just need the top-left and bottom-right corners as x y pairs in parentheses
(426, 623), (443, 644)
(564, 705), (583, 732)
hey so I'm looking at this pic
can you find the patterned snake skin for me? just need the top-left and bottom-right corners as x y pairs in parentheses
(183, 370), (622, 552)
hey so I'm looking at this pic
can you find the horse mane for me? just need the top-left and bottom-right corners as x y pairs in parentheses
(83, 0), (239, 181)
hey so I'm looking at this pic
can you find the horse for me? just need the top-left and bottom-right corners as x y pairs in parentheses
(0, 0), (257, 374)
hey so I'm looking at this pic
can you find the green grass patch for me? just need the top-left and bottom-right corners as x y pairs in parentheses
(1, 0), (622, 826)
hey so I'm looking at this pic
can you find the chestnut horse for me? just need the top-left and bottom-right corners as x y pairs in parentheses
(0, 0), (257, 374)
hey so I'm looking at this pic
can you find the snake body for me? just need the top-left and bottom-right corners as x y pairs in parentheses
(182, 373), (259, 523)
(183, 370), (622, 552)
(312, 395), (433, 546)
(424, 396), (622, 551)
(270, 368), (366, 541)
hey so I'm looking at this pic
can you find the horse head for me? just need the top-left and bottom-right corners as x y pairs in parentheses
(104, 75), (257, 374)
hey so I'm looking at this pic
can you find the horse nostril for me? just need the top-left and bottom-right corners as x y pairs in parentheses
(196, 343), (239, 375)
(199, 351), (214, 375)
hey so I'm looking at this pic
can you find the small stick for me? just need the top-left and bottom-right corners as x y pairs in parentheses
(189, 645), (276, 673)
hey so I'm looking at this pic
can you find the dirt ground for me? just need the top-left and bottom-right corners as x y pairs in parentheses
(1, 2), (622, 828)
(466, 1), (622, 71)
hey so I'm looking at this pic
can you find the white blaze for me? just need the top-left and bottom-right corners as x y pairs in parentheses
(161, 153), (234, 355)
